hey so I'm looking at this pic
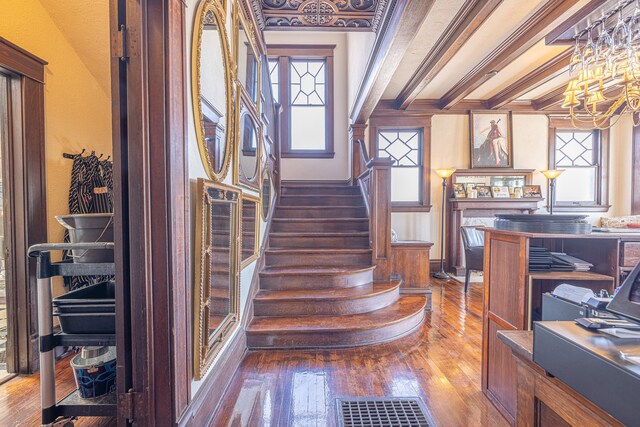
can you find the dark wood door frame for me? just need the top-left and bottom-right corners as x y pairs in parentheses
(633, 123), (640, 215)
(110, 0), (189, 424)
(0, 37), (48, 375)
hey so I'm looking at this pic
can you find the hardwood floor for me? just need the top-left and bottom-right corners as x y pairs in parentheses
(0, 353), (115, 426)
(213, 278), (508, 427)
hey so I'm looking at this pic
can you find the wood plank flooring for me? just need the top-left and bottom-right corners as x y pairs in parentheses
(212, 278), (508, 427)
(0, 353), (115, 426)
(0, 279), (504, 426)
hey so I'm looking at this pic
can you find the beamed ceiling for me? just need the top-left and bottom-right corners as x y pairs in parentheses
(350, 0), (618, 120)
(255, 0), (388, 31)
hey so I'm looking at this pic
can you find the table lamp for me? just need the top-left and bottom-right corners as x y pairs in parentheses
(433, 168), (456, 280)
(541, 169), (564, 215)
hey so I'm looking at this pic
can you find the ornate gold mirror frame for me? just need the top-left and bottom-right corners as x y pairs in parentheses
(193, 179), (241, 380)
(234, 2), (261, 110)
(234, 91), (262, 191)
(261, 167), (273, 221)
(191, 0), (235, 181)
(240, 193), (260, 269)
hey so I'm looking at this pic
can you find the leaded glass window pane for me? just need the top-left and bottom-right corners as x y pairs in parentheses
(377, 130), (421, 166)
(268, 59), (279, 103)
(555, 131), (594, 167)
(377, 129), (422, 203)
(290, 60), (326, 106)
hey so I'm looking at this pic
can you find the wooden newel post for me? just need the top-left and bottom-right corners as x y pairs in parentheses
(368, 157), (393, 281)
(350, 123), (367, 185)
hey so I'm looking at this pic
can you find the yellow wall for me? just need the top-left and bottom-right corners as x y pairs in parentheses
(392, 114), (634, 259)
(0, 0), (113, 246)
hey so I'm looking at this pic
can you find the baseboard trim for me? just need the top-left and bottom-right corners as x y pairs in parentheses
(177, 327), (247, 427)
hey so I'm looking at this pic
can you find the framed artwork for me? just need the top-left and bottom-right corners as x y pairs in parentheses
(476, 185), (492, 198)
(470, 111), (513, 169)
(453, 183), (467, 198)
(523, 185), (542, 198)
(491, 186), (510, 198)
(464, 183), (478, 191)
(513, 187), (524, 198)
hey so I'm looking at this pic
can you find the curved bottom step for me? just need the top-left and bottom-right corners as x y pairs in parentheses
(246, 296), (426, 349)
(254, 281), (401, 316)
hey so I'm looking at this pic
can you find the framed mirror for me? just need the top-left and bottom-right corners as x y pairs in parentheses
(240, 194), (260, 268)
(234, 94), (261, 190)
(261, 169), (272, 221)
(235, 5), (260, 106)
(191, 0), (234, 181)
(193, 179), (240, 380)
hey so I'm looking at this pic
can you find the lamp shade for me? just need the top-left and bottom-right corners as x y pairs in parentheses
(435, 168), (456, 179)
(541, 169), (565, 179)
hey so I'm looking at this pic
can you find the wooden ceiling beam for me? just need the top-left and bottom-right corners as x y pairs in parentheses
(487, 48), (572, 109)
(372, 98), (567, 116)
(532, 85), (566, 110)
(394, 0), (502, 110)
(438, 0), (580, 110)
(350, 0), (436, 124)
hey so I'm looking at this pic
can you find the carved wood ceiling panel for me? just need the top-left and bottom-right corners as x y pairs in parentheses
(258, 0), (388, 31)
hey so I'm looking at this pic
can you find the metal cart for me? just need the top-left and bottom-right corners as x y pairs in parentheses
(28, 242), (116, 426)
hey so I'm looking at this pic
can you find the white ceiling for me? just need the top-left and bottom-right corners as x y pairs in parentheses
(38, 0), (111, 96)
(380, 0), (589, 106)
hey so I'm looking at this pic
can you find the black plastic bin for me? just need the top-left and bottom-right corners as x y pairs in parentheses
(53, 281), (115, 334)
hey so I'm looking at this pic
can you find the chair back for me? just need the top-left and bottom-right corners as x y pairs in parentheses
(461, 226), (484, 249)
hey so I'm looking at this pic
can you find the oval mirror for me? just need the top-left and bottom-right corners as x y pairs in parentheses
(261, 170), (272, 220)
(237, 10), (259, 105)
(238, 110), (259, 183)
(191, 0), (233, 181)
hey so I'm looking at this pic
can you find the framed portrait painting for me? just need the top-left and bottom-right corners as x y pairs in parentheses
(470, 111), (513, 169)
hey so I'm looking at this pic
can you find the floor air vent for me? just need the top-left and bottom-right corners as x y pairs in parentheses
(337, 397), (436, 427)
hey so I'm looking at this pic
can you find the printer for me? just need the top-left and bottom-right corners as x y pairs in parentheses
(541, 284), (616, 321)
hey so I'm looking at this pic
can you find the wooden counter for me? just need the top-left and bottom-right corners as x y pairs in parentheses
(479, 227), (640, 424)
(498, 331), (623, 427)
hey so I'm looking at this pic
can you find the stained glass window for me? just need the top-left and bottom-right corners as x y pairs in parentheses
(289, 59), (327, 151)
(377, 130), (422, 202)
(268, 59), (279, 104)
(553, 130), (601, 205)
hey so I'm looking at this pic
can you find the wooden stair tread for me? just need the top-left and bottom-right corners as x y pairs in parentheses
(276, 205), (363, 209)
(247, 296), (425, 333)
(270, 231), (369, 237)
(272, 218), (367, 222)
(260, 265), (375, 276)
(256, 281), (400, 301)
(266, 248), (371, 255)
(280, 194), (361, 198)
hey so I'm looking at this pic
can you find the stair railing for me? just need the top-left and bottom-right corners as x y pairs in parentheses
(354, 139), (393, 281)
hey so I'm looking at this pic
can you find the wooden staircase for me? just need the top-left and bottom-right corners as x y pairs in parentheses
(246, 181), (426, 349)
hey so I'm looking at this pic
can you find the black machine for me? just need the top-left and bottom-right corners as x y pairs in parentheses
(533, 262), (640, 426)
(607, 259), (640, 323)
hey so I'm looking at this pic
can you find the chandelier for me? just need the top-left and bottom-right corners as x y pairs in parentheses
(562, 0), (640, 129)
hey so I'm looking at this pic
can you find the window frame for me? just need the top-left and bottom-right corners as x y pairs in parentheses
(267, 45), (335, 159)
(548, 117), (610, 212)
(370, 115), (432, 212)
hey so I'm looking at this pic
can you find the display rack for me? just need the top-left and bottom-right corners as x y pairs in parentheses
(28, 242), (116, 426)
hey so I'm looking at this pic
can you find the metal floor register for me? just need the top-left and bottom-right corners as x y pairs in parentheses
(337, 397), (436, 427)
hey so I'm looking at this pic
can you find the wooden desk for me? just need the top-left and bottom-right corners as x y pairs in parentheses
(479, 228), (640, 424)
(498, 331), (623, 427)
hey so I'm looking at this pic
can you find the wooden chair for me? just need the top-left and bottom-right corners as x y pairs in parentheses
(460, 226), (484, 293)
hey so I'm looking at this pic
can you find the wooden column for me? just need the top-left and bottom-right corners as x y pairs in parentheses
(368, 158), (393, 281)
(350, 123), (367, 185)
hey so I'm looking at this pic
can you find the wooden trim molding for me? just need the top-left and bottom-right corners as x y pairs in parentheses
(439, 0), (580, 109)
(373, 99), (567, 116)
(632, 121), (640, 215)
(0, 38), (48, 374)
(369, 114), (432, 212)
(395, 0), (501, 110)
(487, 49), (572, 109)
(351, 0), (436, 124)
(547, 120), (610, 212)
(268, 45), (335, 158)
(0, 37), (47, 83)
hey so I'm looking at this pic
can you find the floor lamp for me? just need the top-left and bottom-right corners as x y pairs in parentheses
(433, 168), (456, 279)
(541, 169), (564, 215)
